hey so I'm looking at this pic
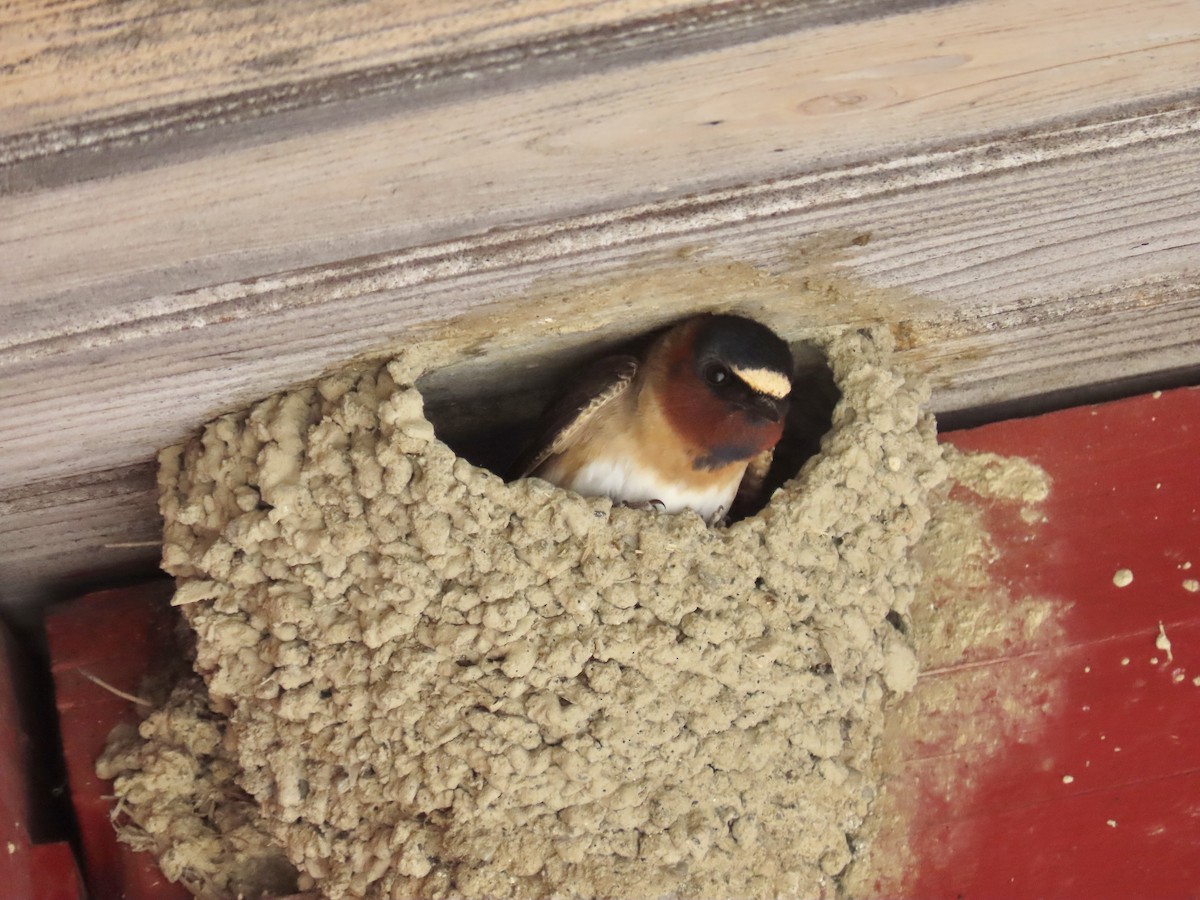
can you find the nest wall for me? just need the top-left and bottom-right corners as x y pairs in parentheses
(118, 325), (943, 899)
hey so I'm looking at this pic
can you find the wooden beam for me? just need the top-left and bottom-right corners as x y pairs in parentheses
(4, 106), (1198, 486)
(4, 0), (1198, 316)
(1, 0), (706, 149)
(3, 0), (922, 160)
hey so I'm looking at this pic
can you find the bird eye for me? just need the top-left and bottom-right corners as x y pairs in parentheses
(704, 363), (730, 385)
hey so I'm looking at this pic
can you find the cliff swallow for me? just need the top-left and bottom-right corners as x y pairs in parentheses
(513, 314), (794, 524)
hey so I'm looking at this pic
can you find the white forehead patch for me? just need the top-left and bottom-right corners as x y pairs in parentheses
(732, 366), (792, 399)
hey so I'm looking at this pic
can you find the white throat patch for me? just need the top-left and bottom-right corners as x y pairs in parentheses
(731, 366), (791, 399)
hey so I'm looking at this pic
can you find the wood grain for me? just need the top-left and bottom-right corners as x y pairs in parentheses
(4, 0), (1198, 323)
(3, 106), (1198, 487)
(1, 0), (706, 145)
(0, 0), (946, 167)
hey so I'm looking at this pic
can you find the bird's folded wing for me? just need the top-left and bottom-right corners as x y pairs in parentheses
(510, 355), (640, 479)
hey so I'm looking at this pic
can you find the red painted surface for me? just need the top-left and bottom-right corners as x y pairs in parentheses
(912, 385), (1200, 900)
(47, 387), (1200, 898)
(0, 619), (84, 900)
(31, 843), (86, 900)
(46, 582), (191, 900)
(0, 621), (38, 900)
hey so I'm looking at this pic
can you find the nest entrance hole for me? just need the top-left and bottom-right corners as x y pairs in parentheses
(418, 325), (841, 520)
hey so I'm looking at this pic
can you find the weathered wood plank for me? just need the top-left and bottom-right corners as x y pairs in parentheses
(0, 0), (952, 175)
(3, 127), (1198, 618)
(0, 0), (707, 146)
(3, 108), (1198, 490)
(0, 465), (160, 625)
(4, 0), (1198, 324)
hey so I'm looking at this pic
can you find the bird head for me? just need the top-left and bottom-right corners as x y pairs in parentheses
(652, 314), (794, 467)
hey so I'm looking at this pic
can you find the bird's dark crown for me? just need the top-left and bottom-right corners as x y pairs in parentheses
(690, 314), (794, 389)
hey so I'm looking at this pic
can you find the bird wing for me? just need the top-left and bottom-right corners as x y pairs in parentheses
(510, 354), (640, 479)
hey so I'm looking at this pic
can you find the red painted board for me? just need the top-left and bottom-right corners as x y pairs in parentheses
(0, 616), (84, 900)
(31, 843), (86, 900)
(46, 582), (191, 900)
(909, 385), (1200, 900)
(0, 620), (38, 900)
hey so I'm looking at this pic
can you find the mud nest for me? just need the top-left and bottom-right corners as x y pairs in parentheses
(101, 325), (945, 899)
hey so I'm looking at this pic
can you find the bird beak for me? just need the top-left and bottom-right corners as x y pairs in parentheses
(745, 394), (784, 423)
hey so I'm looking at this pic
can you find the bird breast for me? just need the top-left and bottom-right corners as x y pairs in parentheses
(530, 376), (751, 520)
(564, 455), (742, 521)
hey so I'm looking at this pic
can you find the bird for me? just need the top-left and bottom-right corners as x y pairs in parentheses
(511, 314), (794, 525)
